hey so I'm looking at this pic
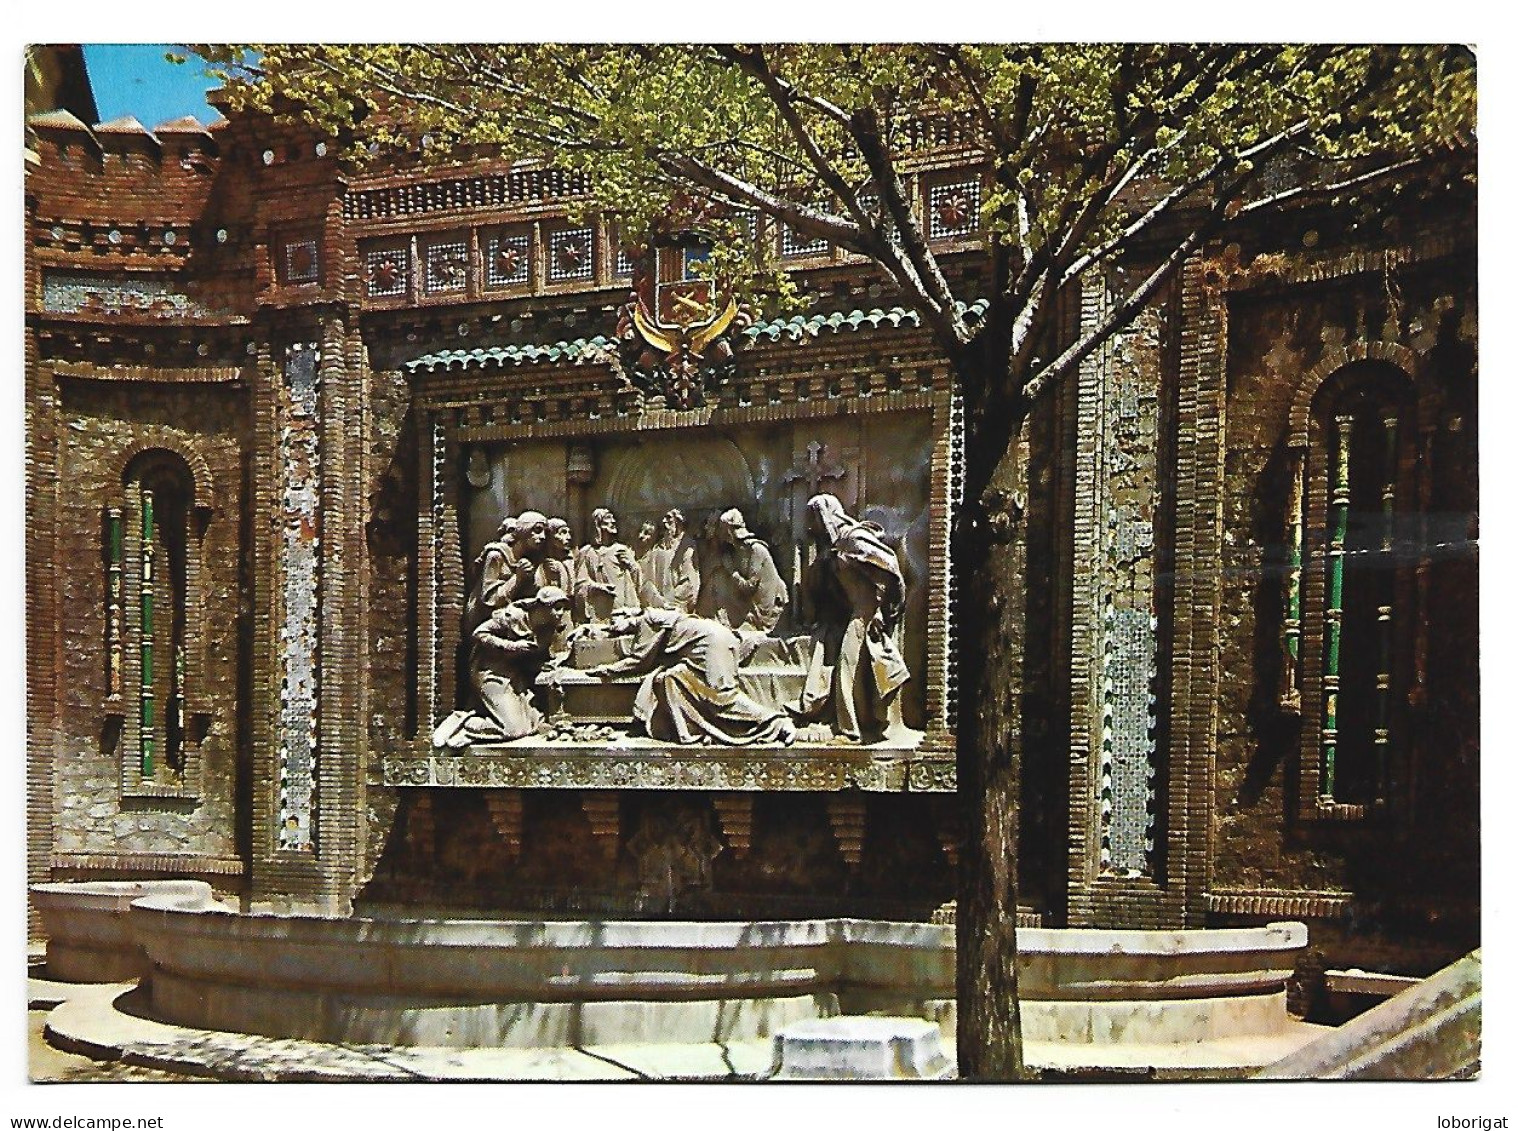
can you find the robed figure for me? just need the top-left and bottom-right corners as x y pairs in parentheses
(589, 609), (796, 746)
(574, 507), (643, 622)
(789, 494), (910, 743)
(465, 587), (571, 742)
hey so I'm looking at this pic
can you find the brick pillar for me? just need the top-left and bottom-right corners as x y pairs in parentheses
(247, 312), (367, 914)
(1066, 265), (1193, 929)
(1168, 254), (1228, 927)
(312, 312), (367, 911)
(25, 248), (59, 934)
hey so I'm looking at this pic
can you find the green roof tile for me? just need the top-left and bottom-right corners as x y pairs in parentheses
(403, 300), (987, 373)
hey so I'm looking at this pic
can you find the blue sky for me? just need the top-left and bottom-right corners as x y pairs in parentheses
(80, 44), (223, 127)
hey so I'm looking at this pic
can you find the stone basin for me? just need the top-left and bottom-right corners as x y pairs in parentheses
(109, 884), (1311, 1054)
(30, 880), (220, 982)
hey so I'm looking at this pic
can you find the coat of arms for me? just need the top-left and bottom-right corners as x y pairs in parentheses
(619, 242), (750, 408)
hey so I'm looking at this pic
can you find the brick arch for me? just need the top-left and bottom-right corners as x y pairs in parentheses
(1286, 341), (1423, 448)
(119, 439), (217, 514)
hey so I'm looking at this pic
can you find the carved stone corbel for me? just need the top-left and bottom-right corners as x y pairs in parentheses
(483, 790), (525, 861)
(712, 794), (755, 859)
(581, 791), (622, 862)
(826, 796), (867, 870)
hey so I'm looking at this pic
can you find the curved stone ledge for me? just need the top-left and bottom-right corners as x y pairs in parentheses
(30, 880), (217, 983)
(114, 888), (1312, 1051)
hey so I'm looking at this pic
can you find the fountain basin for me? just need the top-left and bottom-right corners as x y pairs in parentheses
(110, 884), (1309, 1051)
(30, 880), (218, 982)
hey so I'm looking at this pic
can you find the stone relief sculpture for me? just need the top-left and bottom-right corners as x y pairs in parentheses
(442, 490), (917, 750)
(435, 586), (572, 748)
(710, 507), (786, 633)
(639, 508), (701, 614)
(536, 517), (575, 595)
(574, 507), (643, 623)
(496, 510), (550, 607)
(585, 609), (796, 746)
(464, 515), (517, 638)
(788, 493), (910, 743)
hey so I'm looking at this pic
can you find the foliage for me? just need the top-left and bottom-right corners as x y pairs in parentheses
(195, 44), (1473, 434)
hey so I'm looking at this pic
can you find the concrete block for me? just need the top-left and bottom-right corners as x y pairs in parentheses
(770, 1016), (951, 1080)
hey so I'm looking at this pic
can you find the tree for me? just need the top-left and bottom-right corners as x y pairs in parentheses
(201, 43), (1475, 1079)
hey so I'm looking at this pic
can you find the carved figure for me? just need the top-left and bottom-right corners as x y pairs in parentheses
(573, 507), (642, 622)
(464, 515), (518, 639)
(627, 806), (723, 912)
(588, 609), (796, 746)
(497, 510), (550, 606)
(709, 507), (785, 632)
(640, 508), (701, 614)
(464, 586), (572, 742)
(789, 494), (910, 743)
(535, 517), (576, 596)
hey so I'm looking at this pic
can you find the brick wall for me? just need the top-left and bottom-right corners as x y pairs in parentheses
(1209, 230), (1477, 944)
(46, 374), (248, 870)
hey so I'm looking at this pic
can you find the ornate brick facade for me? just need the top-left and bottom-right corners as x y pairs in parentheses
(25, 103), (1477, 978)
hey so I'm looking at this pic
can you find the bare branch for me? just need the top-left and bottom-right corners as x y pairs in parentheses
(1235, 153), (1436, 217)
(1025, 154), (1276, 402)
(1058, 119), (1314, 287)
(848, 105), (970, 347)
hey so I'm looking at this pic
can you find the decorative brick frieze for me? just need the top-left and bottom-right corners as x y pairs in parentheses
(343, 167), (589, 223)
(50, 852), (246, 877)
(1204, 888), (1353, 920)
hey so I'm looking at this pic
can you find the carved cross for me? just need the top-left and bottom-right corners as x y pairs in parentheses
(783, 441), (847, 494)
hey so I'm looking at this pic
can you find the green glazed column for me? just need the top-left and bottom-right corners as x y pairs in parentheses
(1282, 450), (1305, 709)
(1320, 413), (1353, 801)
(138, 486), (155, 778)
(105, 506), (123, 699)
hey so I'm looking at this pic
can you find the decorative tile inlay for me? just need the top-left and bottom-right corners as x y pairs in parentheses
(929, 179), (980, 240)
(276, 343), (321, 852)
(1109, 504), (1155, 566)
(424, 238), (469, 294)
(1082, 276), (1163, 878)
(781, 225), (828, 258)
(41, 270), (226, 318)
(485, 232), (530, 287)
(428, 418), (445, 725)
(944, 388), (965, 726)
(364, 246), (409, 298)
(283, 239), (319, 284)
(1100, 606), (1158, 873)
(548, 227), (594, 282)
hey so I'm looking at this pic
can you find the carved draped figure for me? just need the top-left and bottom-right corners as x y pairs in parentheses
(639, 532), (701, 614)
(790, 494), (910, 743)
(463, 536), (516, 640)
(574, 541), (643, 622)
(599, 611), (795, 746)
(722, 537), (787, 632)
(468, 603), (554, 740)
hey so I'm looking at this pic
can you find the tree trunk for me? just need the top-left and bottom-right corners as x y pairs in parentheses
(953, 413), (1033, 1081)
